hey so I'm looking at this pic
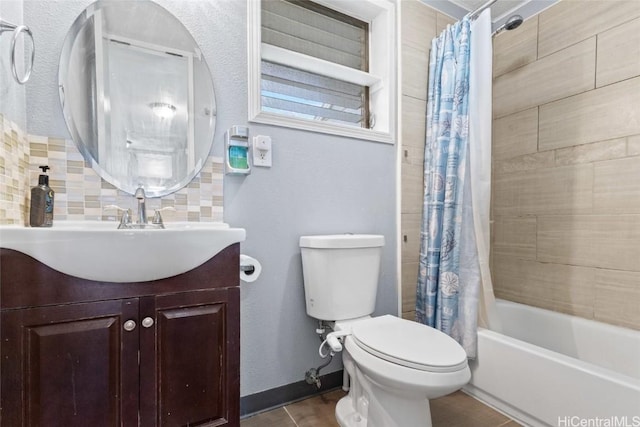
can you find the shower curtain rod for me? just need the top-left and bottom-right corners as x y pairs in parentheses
(468, 0), (499, 20)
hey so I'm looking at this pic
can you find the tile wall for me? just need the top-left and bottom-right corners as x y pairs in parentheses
(0, 115), (224, 225)
(491, 1), (640, 330)
(400, 0), (455, 320)
(0, 114), (30, 224)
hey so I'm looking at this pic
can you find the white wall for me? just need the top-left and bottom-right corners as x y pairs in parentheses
(22, 0), (397, 397)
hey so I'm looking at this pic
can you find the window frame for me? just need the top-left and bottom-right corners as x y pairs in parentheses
(247, 0), (396, 144)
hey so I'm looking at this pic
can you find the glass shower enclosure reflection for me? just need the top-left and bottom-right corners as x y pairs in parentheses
(95, 9), (195, 194)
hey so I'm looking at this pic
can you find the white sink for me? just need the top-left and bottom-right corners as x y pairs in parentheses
(0, 221), (246, 283)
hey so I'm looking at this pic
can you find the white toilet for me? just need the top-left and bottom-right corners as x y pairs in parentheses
(300, 234), (470, 427)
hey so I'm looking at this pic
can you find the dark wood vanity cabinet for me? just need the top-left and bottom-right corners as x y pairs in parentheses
(0, 245), (240, 427)
(1, 298), (140, 426)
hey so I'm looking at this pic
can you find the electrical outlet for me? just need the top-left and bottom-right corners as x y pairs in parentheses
(252, 135), (272, 167)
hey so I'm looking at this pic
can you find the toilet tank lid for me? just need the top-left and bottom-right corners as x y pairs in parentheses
(300, 234), (385, 249)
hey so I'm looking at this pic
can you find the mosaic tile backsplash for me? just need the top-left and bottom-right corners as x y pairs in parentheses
(1, 114), (224, 225)
(0, 114), (31, 224)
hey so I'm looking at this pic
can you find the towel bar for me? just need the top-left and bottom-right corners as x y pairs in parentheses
(0, 17), (35, 84)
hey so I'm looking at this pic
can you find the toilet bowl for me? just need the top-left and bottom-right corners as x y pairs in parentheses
(299, 234), (470, 427)
(333, 315), (470, 427)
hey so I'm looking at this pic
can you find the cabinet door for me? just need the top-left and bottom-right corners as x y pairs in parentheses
(141, 288), (239, 427)
(1, 299), (140, 427)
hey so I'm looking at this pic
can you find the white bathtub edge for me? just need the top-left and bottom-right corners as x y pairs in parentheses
(468, 301), (640, 425)
(463, 384), (546, 427)
(477, 328), (640, 390)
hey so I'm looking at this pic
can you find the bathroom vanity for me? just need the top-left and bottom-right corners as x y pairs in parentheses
(0, 244), (240, 427)
(0, 1), (243, 424)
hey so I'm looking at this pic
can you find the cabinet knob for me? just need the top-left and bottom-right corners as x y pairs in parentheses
(123, 320), (136, 331)
(142, 317), (154, 328)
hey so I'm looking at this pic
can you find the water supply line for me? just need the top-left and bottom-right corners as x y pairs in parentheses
(305, 321), (331, 388)
(305, 326), (351, 389)
(304, 354), (333, 389)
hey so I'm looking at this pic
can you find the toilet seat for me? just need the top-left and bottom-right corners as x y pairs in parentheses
(350, 315), (468, 373)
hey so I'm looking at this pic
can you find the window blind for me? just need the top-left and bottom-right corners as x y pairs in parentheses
(261, 0), (369, 128)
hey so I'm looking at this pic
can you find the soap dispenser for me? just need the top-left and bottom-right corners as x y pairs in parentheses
(30, 165), (55, 227)
(225, 126), (251, 175)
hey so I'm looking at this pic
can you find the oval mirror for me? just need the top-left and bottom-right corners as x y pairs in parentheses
(58, 0), (216, 197)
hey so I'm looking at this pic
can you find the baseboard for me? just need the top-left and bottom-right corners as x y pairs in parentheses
(240, 370), (344, 417)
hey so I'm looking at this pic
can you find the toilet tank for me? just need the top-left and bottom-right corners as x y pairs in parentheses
(299, 234), (385, 321)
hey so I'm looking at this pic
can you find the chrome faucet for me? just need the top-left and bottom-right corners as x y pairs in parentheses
(105, 187), (174, 229)
(134, 187), (147, 225)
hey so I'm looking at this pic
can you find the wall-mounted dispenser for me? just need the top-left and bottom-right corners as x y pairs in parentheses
(225, 125), (251, 175)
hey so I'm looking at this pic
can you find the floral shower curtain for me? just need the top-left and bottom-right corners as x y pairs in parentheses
(416, 17), (479, 357)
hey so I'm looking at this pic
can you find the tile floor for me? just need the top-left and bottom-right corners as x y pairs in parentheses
(241, 389), (523, 427)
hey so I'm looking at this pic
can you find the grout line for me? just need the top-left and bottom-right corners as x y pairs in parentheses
(594, 34), (598, 89)
(282, 406), (300, 427)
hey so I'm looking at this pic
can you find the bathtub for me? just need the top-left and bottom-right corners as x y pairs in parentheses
(464, 299), (640, 427)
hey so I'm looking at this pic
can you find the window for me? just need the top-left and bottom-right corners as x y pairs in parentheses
(261, 1), (369, 128)
(248, 0), (396, 143)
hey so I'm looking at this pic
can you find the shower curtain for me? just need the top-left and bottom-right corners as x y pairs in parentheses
(416, 10), (497, 358)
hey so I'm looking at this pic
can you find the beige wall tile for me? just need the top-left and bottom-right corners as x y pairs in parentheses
(401, 163), (424, 214)
(538, 0), (640, 58)
(401, 95), (426, 166)
(554, 283), (595, 319)
(400, 3), (432, 324)
(492, 164), (593, 216)
(492, 216), (536, 260)
(597, 17), (640, 87)
(401, 213), (422, 263)
(492, 255), (595, 317)
(402, 311), (417, 321)
(539, 76), (640, 151)
(401, 0), (436, 52)
(401, 144), (424, 167)
(493, 150), (555, 175)
(402, 261), (418, 313)
(1, 116), (30, 225)
(436, 13), (456, 35)
(490, 0), (640, 330)
(629, 134), (640, 156)
(493, 38), (596, 119)
(594, 156), (640, 214)
(402, 44), (429, 100)
(555, 138), (627, 166)
(402, 95), (426, 148)
(493, 16), (538, 78)
(538, 215), (640, 271)
(595, 269), (640, 330)
(493, 107), (538, 160)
